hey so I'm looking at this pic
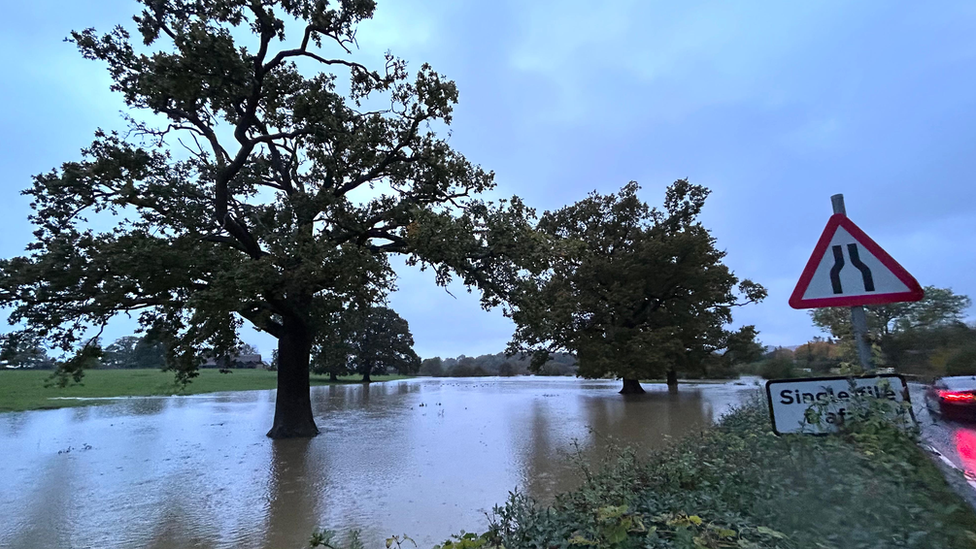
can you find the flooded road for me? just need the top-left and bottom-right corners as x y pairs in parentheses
(0, 377), (760, 549)
(909, 383), (976, 506)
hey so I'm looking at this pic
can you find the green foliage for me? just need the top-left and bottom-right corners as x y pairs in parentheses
(351, 307), (421, 378)
(809, 289), (974, 377)
(896, 287), (972, 331)
(311, 306), (420, 379)
(885, 323), (976, 376)
(757, 355), (796, 380)
(789, 338), (842, 374)
(453, 400), (976, 549)
(102, 335), (168, 369)
(810, 287), (972, 368)
(419, 357), (444, 376)
(311, 530), (417, 549)
(509, 181), (765, 383)
(311, 308), (361, 379)
(801, 378), (918, 444)
(446, 358), (490, 377)
(0, 332), (55, 369)
(48, 343), (105, 387)
(434, 532), (492, 549)
(945, 343), (976, 376)
(310, 529), (365, 549)
(423, 352), (578, 377)
(811, 287), (971, 340)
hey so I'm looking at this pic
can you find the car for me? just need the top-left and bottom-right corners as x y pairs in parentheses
(925, 376), (976, 420)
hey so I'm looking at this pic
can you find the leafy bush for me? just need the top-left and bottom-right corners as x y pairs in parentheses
(758, 356), (796, 380)
(945, 343), (976, 376)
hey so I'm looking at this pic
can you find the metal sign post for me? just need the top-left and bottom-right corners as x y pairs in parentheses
(830, 194), (874, 373)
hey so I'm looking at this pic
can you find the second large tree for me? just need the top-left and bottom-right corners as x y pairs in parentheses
(509, 181), (765, 393)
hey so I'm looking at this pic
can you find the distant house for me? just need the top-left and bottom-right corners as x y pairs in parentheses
(201, 353), (264, 369)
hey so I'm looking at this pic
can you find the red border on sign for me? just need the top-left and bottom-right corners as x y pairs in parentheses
(789, 214), (924, 309)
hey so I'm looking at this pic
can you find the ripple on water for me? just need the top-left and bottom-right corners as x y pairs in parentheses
(0, 377), (760, 549)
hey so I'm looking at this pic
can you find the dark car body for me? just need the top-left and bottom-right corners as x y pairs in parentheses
(925, 376), (976, 420)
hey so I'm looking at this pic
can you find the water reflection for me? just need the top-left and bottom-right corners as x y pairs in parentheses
(511, 386), (714, 500)
(6, 453), (78, 549)
(514, 399), (557, 498)
(583, 389), (710, 445)
(1, 410), (31, 437)
(0, 378), (756, 549)
(263, 438), (322, 549)
(955, 429), (976, 478)
(128, 397), (168, 415)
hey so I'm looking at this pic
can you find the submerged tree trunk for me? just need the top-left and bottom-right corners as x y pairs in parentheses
(267, 316), (319, 439)
(619, 378), (645, 394)
(666, 368), (678, 393)
(362, 364), (372, 383)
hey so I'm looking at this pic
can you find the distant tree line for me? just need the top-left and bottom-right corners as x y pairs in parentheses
(102, 336), (168, 369)
(0, 332), (264, 371)
(0, 332), (56, 369)
(418, 352), (578, 377)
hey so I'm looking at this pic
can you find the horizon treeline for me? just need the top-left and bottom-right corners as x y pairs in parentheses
(419, 352), (578, 377)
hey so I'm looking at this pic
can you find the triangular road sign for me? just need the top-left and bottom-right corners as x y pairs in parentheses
(789, 214), (924, 309)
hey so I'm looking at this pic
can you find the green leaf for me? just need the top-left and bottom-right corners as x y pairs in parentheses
(755, 526), (786, 539)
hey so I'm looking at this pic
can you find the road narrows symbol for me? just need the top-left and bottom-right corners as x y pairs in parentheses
(829, 245), (845, 294)
(847, 244), (875, 292)
(789, 214), (924, 308)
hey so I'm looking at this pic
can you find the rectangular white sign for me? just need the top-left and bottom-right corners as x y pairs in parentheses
(765, 375), (912, 435)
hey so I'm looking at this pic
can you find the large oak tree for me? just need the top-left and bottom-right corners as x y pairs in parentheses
(0, 0), (534, 438)
(508, 181), (766, 393)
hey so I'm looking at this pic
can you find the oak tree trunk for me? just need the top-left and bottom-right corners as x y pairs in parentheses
(619, 378), (645, 394)
(667, 367), (678, 393)
(267, 317), (319, 439)
(329, 371), (338, 382)
(362, 363), (372, 383)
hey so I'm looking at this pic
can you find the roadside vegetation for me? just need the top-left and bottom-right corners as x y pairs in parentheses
(735, 285), (975, 381)
(380, 399), (976, 549)
(0, 369), (407, 413)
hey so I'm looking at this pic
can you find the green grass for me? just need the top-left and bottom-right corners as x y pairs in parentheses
(0, 369), (409, 412)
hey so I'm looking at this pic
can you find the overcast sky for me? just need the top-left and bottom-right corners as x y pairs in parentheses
(1, 0), (975, 360)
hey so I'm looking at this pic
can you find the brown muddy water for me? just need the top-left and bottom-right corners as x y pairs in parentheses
(0, 376), (761, 549)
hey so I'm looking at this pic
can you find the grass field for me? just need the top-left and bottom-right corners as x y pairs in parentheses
(0, 369), (408, 412)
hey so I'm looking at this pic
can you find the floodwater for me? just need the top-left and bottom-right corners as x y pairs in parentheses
(0, 376), (760, 549)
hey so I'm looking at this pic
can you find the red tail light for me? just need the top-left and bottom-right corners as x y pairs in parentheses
(940, 390), (976, 403)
